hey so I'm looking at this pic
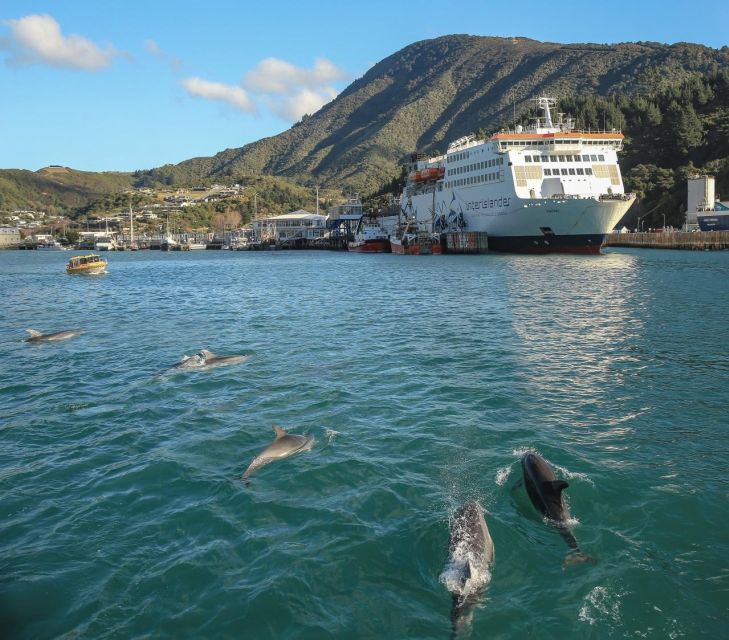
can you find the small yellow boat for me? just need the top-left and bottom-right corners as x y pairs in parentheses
(66, 254), (108, 275)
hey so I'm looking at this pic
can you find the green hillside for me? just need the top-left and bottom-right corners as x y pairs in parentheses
(145, 36), (729, 193)
(0, 166), (133, 215)
(3, 35), (729, 226)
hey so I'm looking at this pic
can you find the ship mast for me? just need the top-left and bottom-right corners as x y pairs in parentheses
(540, 96), (554, 128)
(129, 195), (134, 246)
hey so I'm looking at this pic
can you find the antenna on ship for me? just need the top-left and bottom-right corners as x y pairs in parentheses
(539, 96), (554, 128)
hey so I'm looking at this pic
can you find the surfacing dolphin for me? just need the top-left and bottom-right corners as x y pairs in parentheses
(24, 329), (82, 343)
(241, 425), (314, 485)
(440, 501), (494, 638)
(521, 451), (595, 567)
(174, 349), (248, 369)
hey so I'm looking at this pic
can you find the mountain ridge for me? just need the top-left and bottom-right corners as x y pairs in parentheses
(149, 35), (729, 191)
(2, 35), (728, 216)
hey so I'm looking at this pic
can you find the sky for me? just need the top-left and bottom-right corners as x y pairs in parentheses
(1, 0), (727, 173)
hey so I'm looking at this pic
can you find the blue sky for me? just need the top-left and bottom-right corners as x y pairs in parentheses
(1, 0), (727, 172)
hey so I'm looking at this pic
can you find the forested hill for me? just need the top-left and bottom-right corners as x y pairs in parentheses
(553, 73), (729, 227)
(145, 35), (729, 193)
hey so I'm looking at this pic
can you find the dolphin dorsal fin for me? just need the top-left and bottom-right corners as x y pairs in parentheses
(272, 425), (287, 439)
(199, 349), (215, 359)
(26, 329), (41, 337)
(545, 479), (569, 494)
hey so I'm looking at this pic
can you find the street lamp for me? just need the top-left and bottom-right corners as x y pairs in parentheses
(638, 213), (649, 232)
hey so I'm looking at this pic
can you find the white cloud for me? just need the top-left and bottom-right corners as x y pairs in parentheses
(269, 87), (339, 122)
(181, 77), (256, 113)
(244, 57), (347, 95)
(243, 57), (348, 122)
(1, 14), (117, 70)
(180, 57), (347, 123)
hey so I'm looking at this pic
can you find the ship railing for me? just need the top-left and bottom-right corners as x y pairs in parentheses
(599, 193), (634, 201)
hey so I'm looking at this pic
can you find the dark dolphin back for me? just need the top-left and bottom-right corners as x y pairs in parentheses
(521, 452), (569, 521)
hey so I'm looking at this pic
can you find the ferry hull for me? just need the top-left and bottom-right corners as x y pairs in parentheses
(486, 233), (606, 254)
(404, 190), (634, 255)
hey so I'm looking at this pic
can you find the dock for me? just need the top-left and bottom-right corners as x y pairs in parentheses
(604, 231), (729, 250)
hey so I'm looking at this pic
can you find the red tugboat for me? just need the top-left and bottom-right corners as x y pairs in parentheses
(348, 216), (391, 253)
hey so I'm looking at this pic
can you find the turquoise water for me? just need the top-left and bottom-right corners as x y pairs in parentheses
(1, 248), (728, 639)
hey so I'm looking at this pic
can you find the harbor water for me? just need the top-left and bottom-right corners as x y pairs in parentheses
(1, 249), (727, 638)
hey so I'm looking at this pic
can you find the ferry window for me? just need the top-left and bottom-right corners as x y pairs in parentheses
(544, 168), (551, 176)
(582, 155), (589, 161)
(525, 156), (532, 162)
(598, 155), (605, 161)
(577, 168), (584, 175)
(559, 155), (566, 162)
(585, 168), (593, 175)
(561, 168), (568, 175)
(541, 156), (548, 162)
(568, 168), (576, 175)
(590, 155), (597, 161)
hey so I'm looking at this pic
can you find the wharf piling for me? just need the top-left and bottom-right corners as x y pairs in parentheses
(604, 231), (729, 250)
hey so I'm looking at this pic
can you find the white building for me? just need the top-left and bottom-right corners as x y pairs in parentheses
(686, 175), (715, 226)
(252, 210), (327, 243)
(0, 226), (21, 247)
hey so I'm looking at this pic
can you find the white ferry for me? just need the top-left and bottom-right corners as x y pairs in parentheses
(399, 96), (635, 253)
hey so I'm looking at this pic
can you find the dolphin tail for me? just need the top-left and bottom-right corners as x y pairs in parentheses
(450, 594), (475, 640)
(26, 329), (42, 337)
(563, 550), (597, 569)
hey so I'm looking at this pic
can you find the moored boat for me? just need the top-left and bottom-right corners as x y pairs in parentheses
(66, 254), (107, 275)
(348, 217), (391, 253)
(37, 239), (69, 251)
(390, 220), (443, 255)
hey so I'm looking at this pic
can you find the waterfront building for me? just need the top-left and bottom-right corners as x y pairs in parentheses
(252, 210), (327, 244)
(0, 226), (21, 248)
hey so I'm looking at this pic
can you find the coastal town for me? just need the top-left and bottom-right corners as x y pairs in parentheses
(2, 171), (729, 254)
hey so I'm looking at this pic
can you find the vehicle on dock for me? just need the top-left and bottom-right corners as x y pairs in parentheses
(66, 254), (107, 275)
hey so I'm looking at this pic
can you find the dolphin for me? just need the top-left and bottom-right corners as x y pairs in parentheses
(440, 501), (494, 638)
(521, 452), (595, 567)
(242, 425), (314, 484)
(174, 349), (248, 369)
(24, 329), (82, 343)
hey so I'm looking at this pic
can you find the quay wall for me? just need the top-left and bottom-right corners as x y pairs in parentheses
(442, 231), (490, 254)
(604, 231), (729, 250)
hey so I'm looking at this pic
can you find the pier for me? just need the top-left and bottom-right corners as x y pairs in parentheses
(604, 231), (729, 250)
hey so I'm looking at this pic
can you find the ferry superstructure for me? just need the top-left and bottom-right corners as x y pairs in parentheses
(399, 97), (635, 253)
